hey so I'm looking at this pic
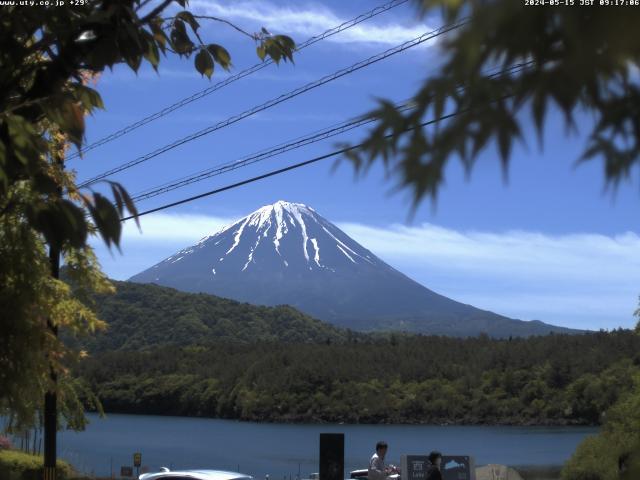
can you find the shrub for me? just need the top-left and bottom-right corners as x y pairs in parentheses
(0, 450), (73, 480)
(561, 434), (618, 480)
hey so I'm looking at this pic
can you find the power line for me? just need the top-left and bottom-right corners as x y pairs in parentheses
(78, 19), (467, 189)
(120, 62), (534, 220)
(129, 102), (413, 203)
(67, 0), (411, 161)
(120, 110), (462, 222)
(128, 62), (533, 204)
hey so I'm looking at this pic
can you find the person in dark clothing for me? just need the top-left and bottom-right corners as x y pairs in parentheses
(426, 451), (443, 480)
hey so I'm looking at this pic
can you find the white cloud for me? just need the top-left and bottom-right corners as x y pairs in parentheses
(190, 0), (431, 46)
(99, 66), (232, 85)
(121, 212), (233, 243)
(338, 222), (640, 329)
(91, 213), (235, 281)
(96, 212), (640, 329)
(338, 223), (640, 283)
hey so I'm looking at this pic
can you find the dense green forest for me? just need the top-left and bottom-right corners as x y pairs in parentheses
(77, 330), (640, 425)
(78, 281), (349, 351)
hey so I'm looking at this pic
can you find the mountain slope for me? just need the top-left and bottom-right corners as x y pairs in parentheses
(130, 201), (579, 337)
(83, 281), (348, 352)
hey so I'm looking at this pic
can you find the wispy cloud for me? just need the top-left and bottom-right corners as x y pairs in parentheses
(91, 213), (234, 280)
(190, 0), (431, 46)
(99, 66), (232, 85)
(101, 66), (320, 84)
(121, 212), (233, 243)
(339, 222), (640, 329)
(339, 223), (640, 283)
(96, 212), (640, 329)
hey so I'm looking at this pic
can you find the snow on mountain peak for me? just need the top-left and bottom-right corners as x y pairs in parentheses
(161, 201), (380, 274)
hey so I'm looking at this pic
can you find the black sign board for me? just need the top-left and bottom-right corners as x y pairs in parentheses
(401, 455), (430, 480)
(319, 433), (344, 480)
(441, 456), (475, 480)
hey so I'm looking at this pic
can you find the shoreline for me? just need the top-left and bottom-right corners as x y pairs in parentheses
(56, 417), (589, 479)
(84, 408), (600, 428)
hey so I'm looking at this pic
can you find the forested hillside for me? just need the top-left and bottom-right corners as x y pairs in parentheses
(81, 281), (348, 351)
(78, 330), (640, 425)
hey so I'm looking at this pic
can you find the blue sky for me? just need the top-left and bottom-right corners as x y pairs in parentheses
(75, 0), (640, 331)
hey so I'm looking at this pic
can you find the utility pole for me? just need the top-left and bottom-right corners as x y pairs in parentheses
(44, 152), (63, 480)
(44, 240), (59, 480)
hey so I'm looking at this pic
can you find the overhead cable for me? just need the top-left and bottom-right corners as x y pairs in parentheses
(68, 0), (411, 160)
(78, 19), (468, 189)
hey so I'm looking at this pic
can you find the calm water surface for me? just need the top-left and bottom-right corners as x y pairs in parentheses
(58, 413), (598, 477)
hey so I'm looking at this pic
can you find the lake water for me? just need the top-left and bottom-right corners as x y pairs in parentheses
(57, 413), (598, 477)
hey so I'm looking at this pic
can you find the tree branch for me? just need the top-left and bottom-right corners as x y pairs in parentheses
(139, 0), (174, 25)
(135, 0), (155, 12)
(163, 15), (258, 41)
(195, 15), (258, 40)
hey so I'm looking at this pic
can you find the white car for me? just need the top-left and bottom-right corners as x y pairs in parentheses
(139, 468), (253, 480)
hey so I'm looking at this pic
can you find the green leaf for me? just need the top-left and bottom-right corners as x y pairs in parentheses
(170, 20), (194, 54)
(497, 126), (511, 165)
(149, 18), (168, 52)
(25, 199), (88, 250)
(88, 193), (122, 249)
(110, 182), (124, 214)
(176, 11), (200, 33)
(120, 23), (145, 72)
(275, 34), (295, 51)
(195, 49), (214, 78)
(72, 84), (105, 112)
(139, 30), (161, 69)
(207, 44), (231, 71)
(6, 114), (48, 166)
(532, 92), (547, 143)
(110, 181), (140, 229)
(259, 36), (295, 65)
(43, 99), (85, 149)
(264, 41), (282, 64)
(125, 51), (143, 72)
(273, 35), (296, 63)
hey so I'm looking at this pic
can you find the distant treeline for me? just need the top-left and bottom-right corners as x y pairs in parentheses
(77, 330), (640, 425)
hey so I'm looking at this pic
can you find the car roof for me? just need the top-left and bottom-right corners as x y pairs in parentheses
(140, 469), (253, 480)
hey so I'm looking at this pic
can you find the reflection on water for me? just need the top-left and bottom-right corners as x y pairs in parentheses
(58, 413), (598, 477)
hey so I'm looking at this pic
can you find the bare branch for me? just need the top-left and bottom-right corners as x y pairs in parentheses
(163, 14), (258, 41)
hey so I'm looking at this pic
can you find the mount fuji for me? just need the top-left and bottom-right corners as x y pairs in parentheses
(129, 201), (577, 337)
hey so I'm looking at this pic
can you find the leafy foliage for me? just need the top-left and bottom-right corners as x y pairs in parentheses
(0, 0), (295, 433)
(0, 0), (295, 250)
(77, 329), (640, 425)
(561, 309), (640, 480)
(0, 186), (112, 431)
(562, 375), (640, 480)
(0, 449), (73, 480)
(345, 1), (640, 205)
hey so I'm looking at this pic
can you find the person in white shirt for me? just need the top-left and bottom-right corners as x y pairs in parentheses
(369, 441), (395, 480)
